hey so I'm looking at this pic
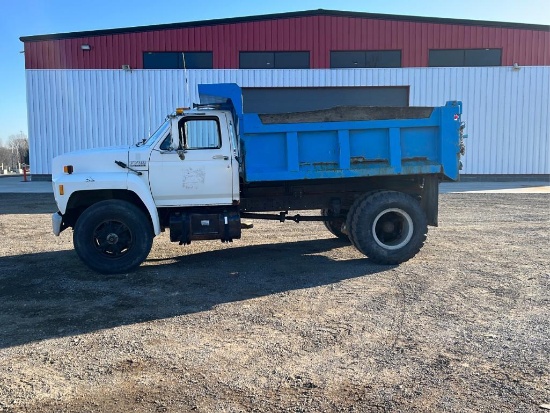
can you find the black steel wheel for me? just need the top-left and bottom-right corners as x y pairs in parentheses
(73, 200), (153, 274)
(321, 208), (350, 241)
(350, 191), (427, 264)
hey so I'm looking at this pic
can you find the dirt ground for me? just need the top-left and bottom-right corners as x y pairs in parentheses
(0, 192), (548, 412)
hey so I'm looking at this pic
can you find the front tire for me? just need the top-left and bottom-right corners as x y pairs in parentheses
(73, 200), (153, 274)
(349, 191), (427, 264)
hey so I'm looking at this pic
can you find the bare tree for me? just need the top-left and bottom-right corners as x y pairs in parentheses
(0, 147), (10, 170)
(7, 132), (29, 169)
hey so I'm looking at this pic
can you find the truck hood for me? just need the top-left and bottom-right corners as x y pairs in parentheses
(52, 146), (130, 176)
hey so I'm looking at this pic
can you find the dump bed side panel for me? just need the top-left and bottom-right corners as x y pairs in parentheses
(240, 102), (462, 183)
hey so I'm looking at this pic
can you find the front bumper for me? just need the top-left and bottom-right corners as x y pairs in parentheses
(52, 211), (63, 236)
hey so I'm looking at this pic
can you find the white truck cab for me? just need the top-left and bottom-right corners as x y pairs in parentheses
(52, 107), (241, 273)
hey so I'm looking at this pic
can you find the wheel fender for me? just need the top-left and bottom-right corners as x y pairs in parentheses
(126, 174), (161, 236)
(53, 172), (127, 214)
(53, 172), (161, 236)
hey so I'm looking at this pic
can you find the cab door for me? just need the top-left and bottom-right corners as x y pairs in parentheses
(148, 114), (234, 207)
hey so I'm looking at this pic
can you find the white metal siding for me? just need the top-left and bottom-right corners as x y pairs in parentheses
(27, 67), (550, 175)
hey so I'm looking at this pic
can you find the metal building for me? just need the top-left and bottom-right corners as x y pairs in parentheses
(20, 9), (550, 178)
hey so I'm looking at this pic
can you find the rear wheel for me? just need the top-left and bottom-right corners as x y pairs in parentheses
(73, 200), (153, 274)
(350, 191), (427, 264)
(321, 208), (349, 241)
(346, 190), (381, 249)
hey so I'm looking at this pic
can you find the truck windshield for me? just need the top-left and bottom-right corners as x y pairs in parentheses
(137, 120), (170, 147)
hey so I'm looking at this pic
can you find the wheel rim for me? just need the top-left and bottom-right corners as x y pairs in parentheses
(372, 208), (413, 250)
(92, 220), (133, 258)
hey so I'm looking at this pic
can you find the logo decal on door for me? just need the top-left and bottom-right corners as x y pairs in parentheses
(182, 167), (206, 189)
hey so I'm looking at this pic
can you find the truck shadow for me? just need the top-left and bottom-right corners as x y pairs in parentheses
(0, 238), (392, 349)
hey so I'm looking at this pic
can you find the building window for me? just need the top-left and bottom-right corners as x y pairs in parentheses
(330, 51), (402, 68)
(239, 52), (310, 69)
(143, 52), (213, 69)
(429, 49), (502, 67)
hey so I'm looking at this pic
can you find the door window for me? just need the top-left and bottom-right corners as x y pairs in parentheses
(179, 118), (221, 150)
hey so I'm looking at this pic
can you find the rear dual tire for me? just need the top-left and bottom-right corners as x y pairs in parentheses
(346, 191), (427, 265)
(321, 208), (350, 241)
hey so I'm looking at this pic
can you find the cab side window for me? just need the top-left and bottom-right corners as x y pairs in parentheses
(178, 118), (221, 150)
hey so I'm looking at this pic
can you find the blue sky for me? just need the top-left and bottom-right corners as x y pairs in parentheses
(0, 0), (548, 144)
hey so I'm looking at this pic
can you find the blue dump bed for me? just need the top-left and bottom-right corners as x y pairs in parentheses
(199, 83), (463, 183)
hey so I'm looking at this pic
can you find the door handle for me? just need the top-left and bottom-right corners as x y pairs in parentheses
(212, 155), (229, 160)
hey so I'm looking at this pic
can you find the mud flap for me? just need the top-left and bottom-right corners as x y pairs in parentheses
(421, 175), (439, 227)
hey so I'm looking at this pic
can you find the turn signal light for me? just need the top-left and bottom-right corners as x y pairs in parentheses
(63, 165), (74, 174)
(59, 185), (64, 195)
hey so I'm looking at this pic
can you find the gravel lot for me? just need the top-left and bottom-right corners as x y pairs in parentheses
(0, 192), (548, 412)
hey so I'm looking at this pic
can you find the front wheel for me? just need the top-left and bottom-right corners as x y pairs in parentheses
(73, 200), (153, 274)
(349, 191), (427, 265)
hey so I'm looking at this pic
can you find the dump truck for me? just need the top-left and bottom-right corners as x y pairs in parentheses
(51, 83), (465, 274)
